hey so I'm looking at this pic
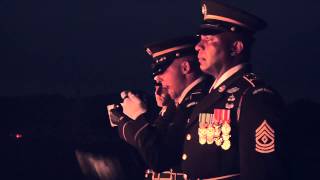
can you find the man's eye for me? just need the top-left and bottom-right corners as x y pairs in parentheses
(203, 37), (213, 43)
(204, 39), (213, 44)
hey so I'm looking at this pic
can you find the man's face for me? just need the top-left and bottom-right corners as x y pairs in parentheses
(154, 84), (171, 107)
(154, 59), (186, 100)
(195, 34), (230, 74)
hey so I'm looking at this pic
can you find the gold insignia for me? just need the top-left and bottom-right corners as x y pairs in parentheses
(198, 113), (213, 145)
(226, 87), (240, 94)
(182, 154), (188, 160)
(146, 48), (152, 56)
(213, 125), (221, 137)
(206, 126), (214, 144)
(221, 140), (231, 150)
(243, 73), (257, 87)
(222, 134), (230, 141)
(221, 123), (231, 134)
(186, 134), (192, 141)
(198, 128), (207, 145)
(218, 85), (226, 93)
(255, 120), (275, 153)
(202, 4), (207, 16)
(227, 94), (236, 102)
(215, 137), (222, 146)
(225, 102), (234, 109)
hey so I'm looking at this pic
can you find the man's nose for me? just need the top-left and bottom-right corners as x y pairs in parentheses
(195, 41), (203, 51)
(154, 75), (161, 82)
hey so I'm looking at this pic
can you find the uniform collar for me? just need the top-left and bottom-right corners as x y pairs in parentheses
(209, 63), (246, 93)
(176, 76), (205, 105)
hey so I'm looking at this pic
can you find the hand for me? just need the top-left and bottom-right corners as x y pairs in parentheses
(120, 91), (147, 120)
(107, 104), (124, 127)
(155, 85), (172, 108)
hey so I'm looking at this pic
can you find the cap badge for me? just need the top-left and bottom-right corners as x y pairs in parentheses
(218, 85), (226, 93)
(227, 94), (236, 102)
(146, 48), (153, 56)
(202, 4), (207, 16)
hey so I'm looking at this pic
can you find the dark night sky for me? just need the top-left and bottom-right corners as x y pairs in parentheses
(1, 0), (320, 103)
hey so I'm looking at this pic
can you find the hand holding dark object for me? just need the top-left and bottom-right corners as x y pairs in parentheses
(154, 83), (172, 108)
(107, 104), (124, 127)
(121, 91), (147, 120)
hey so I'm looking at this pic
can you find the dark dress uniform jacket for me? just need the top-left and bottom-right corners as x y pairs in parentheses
(117, 77), (212, 172)
(182, 65), (288, 180)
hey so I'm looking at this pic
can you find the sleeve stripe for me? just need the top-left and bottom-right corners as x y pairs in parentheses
(122, 121), (130, 142)
(134, 123), (149, 142)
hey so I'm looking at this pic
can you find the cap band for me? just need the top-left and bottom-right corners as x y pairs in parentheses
(152, 44), (194, 58)
(204, 14), (250, 29)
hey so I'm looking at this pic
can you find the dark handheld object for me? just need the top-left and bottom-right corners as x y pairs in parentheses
(107, 104), (124, 127)
(106, 90), (156, 127)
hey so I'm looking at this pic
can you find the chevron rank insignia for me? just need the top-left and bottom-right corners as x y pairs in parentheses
(255, 120), (275, 154)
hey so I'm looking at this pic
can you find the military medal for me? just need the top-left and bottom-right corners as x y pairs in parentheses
(215, 137), (223, 146)
(213, 124), (221, 137)
(206, 115), (215, 144)
(222, 134), (230, 141)
(198, 128), (207, 145)
(214, 109), (232, 150)
(198, 113), (211, 145)
(221, 122), (231, 134)
(221, 140), (231, 150)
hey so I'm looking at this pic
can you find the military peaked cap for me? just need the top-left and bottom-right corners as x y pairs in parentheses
(199, 0), (267, 35)
(145, 36), (198, 76)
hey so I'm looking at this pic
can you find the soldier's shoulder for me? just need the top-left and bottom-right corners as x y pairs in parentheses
(241, 73), (273, 94)
(240, 73), (282, 101)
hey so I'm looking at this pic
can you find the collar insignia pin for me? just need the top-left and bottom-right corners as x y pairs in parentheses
(218, 85), (226, 93)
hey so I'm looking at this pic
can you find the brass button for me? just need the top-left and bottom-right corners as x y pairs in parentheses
(186, 134), (192, 140)
(182, 153), (188, 160)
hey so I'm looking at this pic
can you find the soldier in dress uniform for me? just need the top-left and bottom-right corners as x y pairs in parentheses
(178, 1), (288, 179)
(112, 36), (212, 179)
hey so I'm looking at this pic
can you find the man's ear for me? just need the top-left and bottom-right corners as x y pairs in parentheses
(181, 60), (191, 75)
(231, 40), (244, 56)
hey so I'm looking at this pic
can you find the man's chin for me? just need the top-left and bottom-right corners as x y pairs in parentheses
(200, 66), (210, 73)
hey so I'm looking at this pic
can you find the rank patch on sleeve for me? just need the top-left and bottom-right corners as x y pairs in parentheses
(255, 120), (275, 153)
